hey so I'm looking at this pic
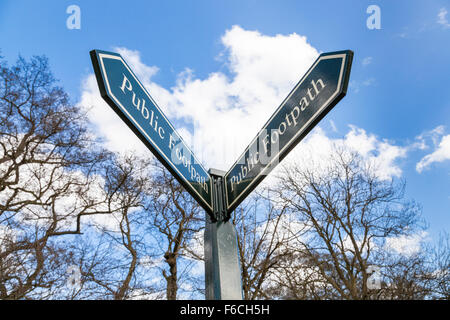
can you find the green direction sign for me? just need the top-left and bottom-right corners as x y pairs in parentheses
(90, 50), (213, 214)
(224, 50), (353, 213)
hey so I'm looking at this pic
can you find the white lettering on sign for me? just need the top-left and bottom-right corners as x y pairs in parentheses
(118, 74), (207, 194)
(229, 78), (326, 192)
(120, 74), (166, 141)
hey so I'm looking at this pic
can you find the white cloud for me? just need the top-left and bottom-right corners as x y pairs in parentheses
(412, 125), (444, 151)
(362, 78), (376, 86)
(349, 78), (375, 94)
(115, 47), (159, 80)
(417, 133), (450, 173)
(437, 7), (450, 28)
(394, 32), (408, 39)
(329, 119), (338, 133)
(385, 231), (428, 257)
(344, 125), (377, 156)
(277, 126), (407, 182)
(362, 56), (373, 66)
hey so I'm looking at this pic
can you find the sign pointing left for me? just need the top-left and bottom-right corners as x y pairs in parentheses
(90, 50), (213, 214)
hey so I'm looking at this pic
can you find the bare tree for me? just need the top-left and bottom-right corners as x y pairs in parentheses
(232, 192), (294, 300)
(69, 154), (160, 300)
(428, 232), (450, 299)
(403, 232), (450, 300)
(145, 161), (204, 300)
(0, 55), (113, 299)
(271, 148), (428, 299)
(0, 54), (206, 300)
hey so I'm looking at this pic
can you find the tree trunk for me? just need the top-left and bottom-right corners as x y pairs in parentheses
(164, 252), (178, 300)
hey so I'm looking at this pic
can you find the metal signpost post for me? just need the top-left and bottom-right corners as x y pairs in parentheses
(90, 49), (353, 301)
(205, 169), (243, 300)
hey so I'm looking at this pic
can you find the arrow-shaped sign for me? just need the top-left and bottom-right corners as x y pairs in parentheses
(90, 50), (213, 215)
(224, 50), (353, 213)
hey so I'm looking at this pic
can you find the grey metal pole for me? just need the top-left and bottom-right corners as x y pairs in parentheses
(204, 169), (243, 300)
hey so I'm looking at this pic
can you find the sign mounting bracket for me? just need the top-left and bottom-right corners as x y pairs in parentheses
(209, 168), (229, 222)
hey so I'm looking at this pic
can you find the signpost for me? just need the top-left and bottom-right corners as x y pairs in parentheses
(225, 50), (353, 213)
(90, 49), (353, 301)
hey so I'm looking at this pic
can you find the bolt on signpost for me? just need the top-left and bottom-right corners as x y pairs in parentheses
(90, 49), (353, 300)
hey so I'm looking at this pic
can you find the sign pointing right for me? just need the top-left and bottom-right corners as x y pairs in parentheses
(224, 50), (353, 213)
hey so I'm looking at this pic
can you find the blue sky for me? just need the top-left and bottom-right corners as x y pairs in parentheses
(1, 0), (449, 248)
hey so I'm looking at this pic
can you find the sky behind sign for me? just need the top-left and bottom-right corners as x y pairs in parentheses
(1, 0), (449, 249)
